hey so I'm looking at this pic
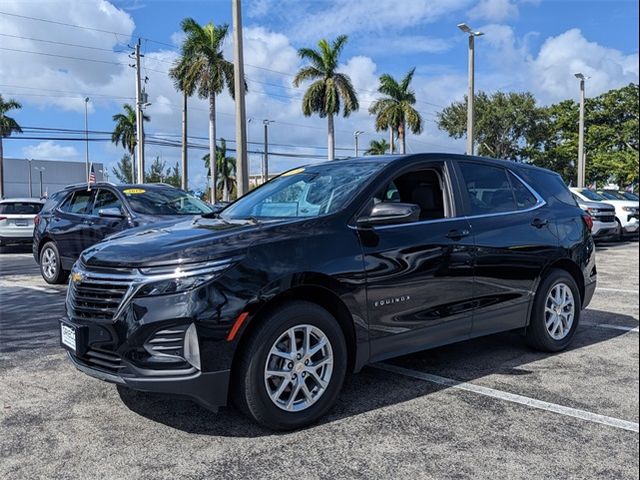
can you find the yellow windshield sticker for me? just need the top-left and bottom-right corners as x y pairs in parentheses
(282, 168), (305, 177)
(123, 188), (146, 195)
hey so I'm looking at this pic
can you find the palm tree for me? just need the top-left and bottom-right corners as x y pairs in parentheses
(203, 138), (236, 201)
(0, 95), (23, 198)
(293, 35), (358, 160)
(369, 67), (423, 154)
(173, 18), (236, 202)
(111, 104), (149, 182)
(365, 138), (392, 155)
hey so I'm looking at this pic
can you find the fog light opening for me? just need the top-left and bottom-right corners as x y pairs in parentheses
(183, 323), (201, 370)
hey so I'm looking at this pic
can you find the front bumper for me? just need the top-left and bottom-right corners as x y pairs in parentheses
(67, 350), (229, 410)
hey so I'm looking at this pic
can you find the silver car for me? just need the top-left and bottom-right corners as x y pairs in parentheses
(0, 198), (45, 249)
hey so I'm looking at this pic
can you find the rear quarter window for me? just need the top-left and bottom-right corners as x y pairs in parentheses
(517, 169), (577, 207)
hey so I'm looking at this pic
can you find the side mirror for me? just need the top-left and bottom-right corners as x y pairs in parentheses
(98, 207), (125, 218)
(357, 202), (420, 226)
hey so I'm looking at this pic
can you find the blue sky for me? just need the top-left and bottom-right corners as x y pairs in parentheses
(1, 0), (638, 192)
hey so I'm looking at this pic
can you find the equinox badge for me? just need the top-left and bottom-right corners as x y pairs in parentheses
(374, 295), (411, 308)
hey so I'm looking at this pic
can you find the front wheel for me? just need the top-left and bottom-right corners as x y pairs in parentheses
(526, 269), (581, 352)
(232, 301), (347, 430)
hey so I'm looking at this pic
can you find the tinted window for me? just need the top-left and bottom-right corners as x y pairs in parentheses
(222, 162), (384, 220)
(459, 163), (516, 215)
(121, 187), (212, 215)
(578, 189), (605, 201)
(42, 190), (68, 213)
(518, 169), (577, 206)
(0, 202), (43, 214)
(508, 172), (538, 210)
(60, 190), (94, 215)
(92, 189), (123, 214)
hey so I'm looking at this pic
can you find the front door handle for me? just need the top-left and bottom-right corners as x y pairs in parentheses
(531, 218), (549, 228)
(446, 228), (470, 240)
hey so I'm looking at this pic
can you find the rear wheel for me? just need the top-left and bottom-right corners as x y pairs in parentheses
(39, 242), (68, 284)
(232, 301), (347, 430)
(526, 269), (581, 352)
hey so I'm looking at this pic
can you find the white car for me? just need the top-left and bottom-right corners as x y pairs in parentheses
(571, 188), (639, 239)
(571, 196), (618, 240)
(0, 198), (45, 249)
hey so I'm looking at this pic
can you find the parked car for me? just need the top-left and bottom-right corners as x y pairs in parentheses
(571, 196), (617, 240)
(60, 154), (596, 430)
(571, 188), (639, 240)
(0, 198), (45, 249)
(619, 191), (639, 201)
(33, 182), (213, 284)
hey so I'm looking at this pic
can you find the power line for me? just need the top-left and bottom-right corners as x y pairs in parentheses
(0, 33), (126, 53)
(0, 46), (125, 65)
(0, 11), (133, 39)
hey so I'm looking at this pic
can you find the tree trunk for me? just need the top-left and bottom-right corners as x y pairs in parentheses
(327, 113), (335, 160)
(0, 137), (4, 198)
(209, 93), (217, 203)
(131, 149), (136, 184)
(389, 128), (395, 154)
(181, 91), (188, 191)
(399, 121), (406, 155)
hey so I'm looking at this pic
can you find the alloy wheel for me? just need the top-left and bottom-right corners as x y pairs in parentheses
(264, 324), (334, 412)
(42, 247), (57, 279)
(544, 282), (575, 340)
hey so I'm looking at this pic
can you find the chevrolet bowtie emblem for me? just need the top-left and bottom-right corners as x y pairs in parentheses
(71, 272), (84, 283)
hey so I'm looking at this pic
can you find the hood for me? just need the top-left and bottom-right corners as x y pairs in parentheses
(81, 216), (281, 268)
(601, 200), (639, 208)
(577, 200), (615, 211)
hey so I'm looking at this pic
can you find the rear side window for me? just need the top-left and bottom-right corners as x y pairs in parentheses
(60, 190), (94, 215)
(42, 190), (68, 213)
(0, 202), (43, 214)
(508, 172), (538, 210)
(459, 163), (516, 215)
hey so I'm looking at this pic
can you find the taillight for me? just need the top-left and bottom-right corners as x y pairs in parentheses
(0, 216), (6, 221)
(34, 215), (41, 226)
(582, 213), (593, 232)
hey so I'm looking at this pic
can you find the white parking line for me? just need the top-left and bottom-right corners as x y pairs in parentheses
(0, 280), (63, 294)
(373, 363), (639, 433)
(596, 287), (639, 294)
(582, 322), (639, 333)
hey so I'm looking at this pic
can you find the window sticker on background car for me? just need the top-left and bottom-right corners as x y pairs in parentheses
(123, 188), (146, 195)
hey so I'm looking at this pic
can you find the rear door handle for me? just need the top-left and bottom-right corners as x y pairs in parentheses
(446, 228), (470, 240)
(531, 218), (549, 228)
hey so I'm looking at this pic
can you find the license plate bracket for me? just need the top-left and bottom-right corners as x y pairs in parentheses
(60, 321), (88, 356)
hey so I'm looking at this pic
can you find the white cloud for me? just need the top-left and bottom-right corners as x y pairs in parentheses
(23, 141), (79, 160)
(469, 0), (519, 22)
(363, 35), (453, 56)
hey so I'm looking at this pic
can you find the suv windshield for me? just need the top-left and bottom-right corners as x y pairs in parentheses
(622, 191), (639, 201)
(120, 187), (213, 215)
(578, 189), (606, 201)
(599, 191), (627, 200)
(221, 162), (384, 220)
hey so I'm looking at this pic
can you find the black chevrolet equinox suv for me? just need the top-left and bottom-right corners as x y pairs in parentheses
(33, 182), (212, 284)
(59, 154), (597, 430)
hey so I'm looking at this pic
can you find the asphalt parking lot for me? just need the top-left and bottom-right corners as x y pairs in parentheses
(1, 241), (638, 479)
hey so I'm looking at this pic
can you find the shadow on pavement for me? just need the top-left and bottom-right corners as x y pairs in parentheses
(117, 308), (634, 437)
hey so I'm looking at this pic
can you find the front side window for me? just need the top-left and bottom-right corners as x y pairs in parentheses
(60, 190), (94, 215)
(92, 189), (123, 214)
(121, 187), (212, 215)
(459, 163), (516, 215)
(221, 162), (384, 220)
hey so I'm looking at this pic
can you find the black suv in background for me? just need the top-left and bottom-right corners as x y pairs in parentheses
(34, 183), (212, 283)
(59, 154), (597, 430)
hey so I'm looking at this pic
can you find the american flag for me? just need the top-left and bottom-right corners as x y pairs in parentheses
(89, 164), (96, 184)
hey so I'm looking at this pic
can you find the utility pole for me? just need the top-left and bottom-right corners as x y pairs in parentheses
(181, 91), (188, 190)
(354, 130), (364, 156)
(232, 0), (249, 196)
(575, 73), (589, 188)
(84, 97), (90, 182)
(28, 159), (33, 197)
(262, 120), (274, 184)
(134, 39), (145, 183)
(458, 23), (483, 156)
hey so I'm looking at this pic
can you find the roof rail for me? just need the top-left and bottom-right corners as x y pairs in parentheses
(64, 181), (117, 190)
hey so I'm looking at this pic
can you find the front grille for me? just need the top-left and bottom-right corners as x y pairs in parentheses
(598, 215), (616, 223)
(68, 269), (133, 322)
(82, 347), (124, 372)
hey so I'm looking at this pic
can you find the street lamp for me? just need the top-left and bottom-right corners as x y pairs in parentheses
(574, 72), (590, 188)
(354, 130), (365, 157)
(33, 166), (45, 197)
(262, 119), (275, 184)
(457, 23), (484, 156)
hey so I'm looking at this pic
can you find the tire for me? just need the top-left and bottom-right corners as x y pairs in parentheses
(39, 241), (68, 284)
(615, 219), (624, 242)
(526, 269), (581, 352)
(232, 300), (347, 430)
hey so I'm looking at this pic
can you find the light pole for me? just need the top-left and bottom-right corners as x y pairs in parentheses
(28, 159), (33, 197)
(262, 119), (274, 184)
(34, 166), (45, 197)
(354, 130), (364, 157)
(574, 73), (589, 188)
(458, 23), (484, 156)
(84, 97), (90, 182)
(232, 0), (249, 196)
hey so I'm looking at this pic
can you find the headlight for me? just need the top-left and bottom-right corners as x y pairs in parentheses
(622, 206), (637, 212)
(136, 258), (235, 297)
